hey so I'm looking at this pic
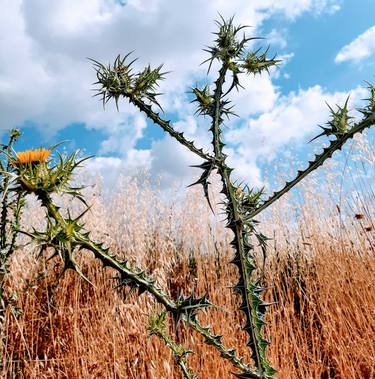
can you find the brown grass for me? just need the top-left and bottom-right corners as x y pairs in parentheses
(2, 156), (375, 378)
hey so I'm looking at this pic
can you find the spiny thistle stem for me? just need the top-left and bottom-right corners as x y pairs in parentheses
(7, 192), (25, 261)
(130, 97), (214, 163)
(1, 129), (21, 250)
(0, 189), (8, 251)
(81, 238), (177, 311)
(0, 129), (22, 370)
(201, 18), (275, 376)
(36, 191), (177, 311)
(189, 318), (259, 377)
(89, 56), (213, 163)
(148, 312), (197, 379)
(90, 16), (277, 377)
(33, 188), (256, 375)
(89, 14), (375, 378)
(209, 65), (273, 376)
(211, 64), (228, 159)
(249, 113), (375, 218)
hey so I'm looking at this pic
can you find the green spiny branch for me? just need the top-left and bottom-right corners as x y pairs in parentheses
(0, 129), (23, 369)
(12, 159), (256, 376)
(1, 129), (22, 252)
(189, 318), (259, 377)
(88, 15), (374, 379)
(91, 15), (279, 378)
(148, 311), (197, 379)
(38, 195), (256, 375)
(200, 17), (277, 378)
(90, 57), (213, 163)
(131, 97), (214, 163)
(249, 95), (375, 219)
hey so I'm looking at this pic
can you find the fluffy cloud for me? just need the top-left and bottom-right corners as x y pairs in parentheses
(225, 85), (366, 178)
(86, 84), (367, 189)
(335, 25), (375, 64)
(249, 0), (341, 19)
(0, 0), (342, 188)
(83, 149), (152, 188)
(99, 114), (147, 154)
(1, 0), (341, 132)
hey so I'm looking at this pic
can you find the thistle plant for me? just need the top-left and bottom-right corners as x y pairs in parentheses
(90, 15), (375, 378)
(1, 135), (255, 377)
(1, 15), (374, 379)
(0, 128), (25, 367)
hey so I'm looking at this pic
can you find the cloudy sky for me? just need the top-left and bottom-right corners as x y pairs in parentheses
(1, 0), (375, 189)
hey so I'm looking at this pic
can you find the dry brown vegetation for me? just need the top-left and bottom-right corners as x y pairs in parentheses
(2, 141), (375, 379)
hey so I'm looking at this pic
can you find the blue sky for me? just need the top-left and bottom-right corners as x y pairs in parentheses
(1, 0), (375, 191)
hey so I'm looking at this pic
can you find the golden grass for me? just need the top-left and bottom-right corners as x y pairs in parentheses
(2, 164), (375, 378)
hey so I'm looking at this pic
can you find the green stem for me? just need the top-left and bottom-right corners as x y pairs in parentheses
(151, 328), (196, 379)
(130, 97), (214, 163)
(0, 129), (21, 370)
(0, 185), (9, 250)
(209, 62), (273, 377)
(189, 318), (259, 377)
(37, 192), (65, 224)
(250, 114), (375, 218)
(0, 132), (18, 250)
(211, 65), (227, 159)
(36, 191), (254, 374)
(80, 238), (177, 311)
(7, 192), (25, 258)
(37, 191), (176, 311)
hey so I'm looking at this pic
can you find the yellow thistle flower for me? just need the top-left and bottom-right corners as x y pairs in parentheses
(14, 148), (51, 165)
(235, 187), (243, 196)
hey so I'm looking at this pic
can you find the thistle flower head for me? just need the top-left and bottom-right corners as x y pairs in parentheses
(91, 53), (167, 110)
(12, 147), (90, 205)
(327, 96), (353, 135)
(202, 16), (253, 71)
(241, 47), (280, 75)
(13, 148), (51, 166)
(310, 97), (353, 142)
(359, 82), (375, 118)
(191, 85), (213, 116)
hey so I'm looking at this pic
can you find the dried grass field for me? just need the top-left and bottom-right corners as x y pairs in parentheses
(2, 139), (375, 378)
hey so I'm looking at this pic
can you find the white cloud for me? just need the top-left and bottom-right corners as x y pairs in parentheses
(229, 74), (279, 117)
(249, 0), (341, 19)
(0, 0), (342, 188)
(99, 114), (147, 154)
(0, 0), (341, 133)
(83, 83), (368, 190)
(225, 85), (366, 180)
(266, 28), (288, 49)
(83, 148), (152, 187)
(335, 25), (375, 64)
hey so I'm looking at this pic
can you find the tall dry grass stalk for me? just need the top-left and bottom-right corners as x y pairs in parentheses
(3, 145), (374, 378)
